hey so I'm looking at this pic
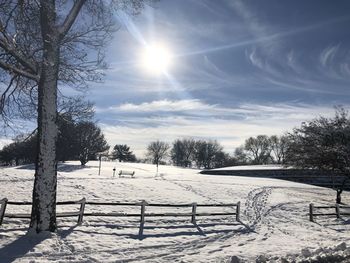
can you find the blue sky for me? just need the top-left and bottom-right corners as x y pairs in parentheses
(3, 0), (349, 156)
(82, 0), (350, 156)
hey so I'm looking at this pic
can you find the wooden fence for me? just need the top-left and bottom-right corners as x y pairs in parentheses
(309, 203), (350, 222)
(0, 198), (240, 229)
(0, 198), (86, 225)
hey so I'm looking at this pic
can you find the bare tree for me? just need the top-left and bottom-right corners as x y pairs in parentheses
(244, 135), (271, 165)
(182, 138), (196, 167)
(269, 135), (289, 164)
(0, 0), (148, 232)
(233, 146), (248, 165)
(146, 140), (170, 174)
(170, 139), (185, 166)
(170, 138), (195, 167)
(193, 140), (224, 169)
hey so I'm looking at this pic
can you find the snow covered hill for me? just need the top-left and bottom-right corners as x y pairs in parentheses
(0, 161), (349, 262)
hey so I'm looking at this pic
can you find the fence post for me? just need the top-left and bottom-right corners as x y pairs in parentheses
(0, 198), (8, 226)
(236, 201), (241, 221)
(309, 203), (314, 222)
(191, 203), (197, 224)
(98, 155), (102, 175)
(335, 203), (340, 219)
(78, 198), (86, 225)
(140, 200), (147, 224)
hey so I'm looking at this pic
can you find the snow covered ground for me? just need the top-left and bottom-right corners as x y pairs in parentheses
(0, 161), (349, 262)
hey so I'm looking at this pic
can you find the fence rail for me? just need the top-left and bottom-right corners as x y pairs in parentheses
(0, 198), (241, 230)
(309, 203), (350, 222)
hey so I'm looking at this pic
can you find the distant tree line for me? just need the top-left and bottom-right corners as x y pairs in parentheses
(0, 114), (109, 166)
(143, 136), (288, 170)
(145, 138), (235, 169)
(232, 134), (289, 165)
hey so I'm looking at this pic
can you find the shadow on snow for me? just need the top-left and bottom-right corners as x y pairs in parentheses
(15, 163), (97, 172)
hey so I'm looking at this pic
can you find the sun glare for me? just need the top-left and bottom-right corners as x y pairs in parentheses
(141, 43), (172, 74)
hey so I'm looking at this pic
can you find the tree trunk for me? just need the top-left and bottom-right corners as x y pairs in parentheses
(30, 0), (60, 233)
(336, 189), (342, 204)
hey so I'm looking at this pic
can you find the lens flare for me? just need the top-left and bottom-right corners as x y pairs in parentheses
(141, 43), (171, 74)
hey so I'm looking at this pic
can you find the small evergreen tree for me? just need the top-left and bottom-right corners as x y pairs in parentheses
(112, 144), (136, 162)
(75, 122), (109, 165)
(56, 115), (78, 162)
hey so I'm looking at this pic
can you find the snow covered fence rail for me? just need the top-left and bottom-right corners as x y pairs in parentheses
(83, 200), (241, 235)
(144, 201), (241, 223)
(0, 198), (86, 225)
(0, 198), (241, 227)
(82, 200), (241, 225)
(309, 203), (350, 222)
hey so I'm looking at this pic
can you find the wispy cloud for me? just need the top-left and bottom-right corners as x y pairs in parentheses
(318, 44), (350, 80)
(114, 99), (215, 112)
(99, 101), (342, 157)
(247, 48), (264, 69)
(320, 44), (340, 67)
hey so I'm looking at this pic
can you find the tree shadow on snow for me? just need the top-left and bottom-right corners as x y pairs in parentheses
(57, 225), (77, 238)
(341, 218), (350, 224)
(136, 220), (253, 240)
(313, 217), (350, 233)
(135, 226), (245, 240)
(15, 163), (94, 172)
(0, 232), (50, 263)
(57, 163), (91, 172)
(15, 164), (35, 170)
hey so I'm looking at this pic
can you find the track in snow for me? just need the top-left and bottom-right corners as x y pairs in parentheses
(244, 187), (272, 228)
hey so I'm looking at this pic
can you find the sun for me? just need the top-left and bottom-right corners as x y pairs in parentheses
(141, 43), (172, 74)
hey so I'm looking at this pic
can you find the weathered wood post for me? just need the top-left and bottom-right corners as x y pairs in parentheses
(236, 201), (241, 221)
(78, 198), (86, 225)
(140, 200), (147, 224)
(309, 203), (314, 222)
(138, 200), (147, 236)
(0, 198), (8, 226)
(191, 203), (197, 224)
(335, 203), (340, 219)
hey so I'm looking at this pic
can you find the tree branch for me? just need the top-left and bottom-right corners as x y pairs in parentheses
(0, 75), (17, 113)
(0, 60), (39, 81)
(0, 38), (38, 74)
(58, 0), (87, 38)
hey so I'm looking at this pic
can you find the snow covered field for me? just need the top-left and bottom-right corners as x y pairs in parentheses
(0, 161), (349, 262)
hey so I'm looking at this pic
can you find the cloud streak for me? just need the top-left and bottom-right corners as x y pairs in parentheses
(98, 100), (342, 157)
(114, 99), (215, 112)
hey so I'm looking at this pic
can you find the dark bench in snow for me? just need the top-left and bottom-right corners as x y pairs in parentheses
(118, 170), (135, 178)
